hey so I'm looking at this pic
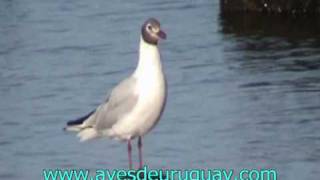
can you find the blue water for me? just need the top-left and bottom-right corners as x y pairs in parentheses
(0, 0), (319, 179)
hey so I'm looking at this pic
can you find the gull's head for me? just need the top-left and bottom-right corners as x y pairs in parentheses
(141, 18), (166, 45)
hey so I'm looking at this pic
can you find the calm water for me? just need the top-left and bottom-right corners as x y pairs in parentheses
(1, 0), (320, 179)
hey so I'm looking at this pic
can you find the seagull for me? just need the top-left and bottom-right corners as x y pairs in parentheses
(65, 18), (167, 169)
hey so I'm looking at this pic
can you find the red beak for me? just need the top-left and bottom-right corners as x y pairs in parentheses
(158, 30), (167, 40)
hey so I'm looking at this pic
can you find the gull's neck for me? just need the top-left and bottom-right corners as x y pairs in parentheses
(133, 36), (162, 78)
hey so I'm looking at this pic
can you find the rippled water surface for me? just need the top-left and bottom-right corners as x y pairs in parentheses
(1, 0), (320, 179)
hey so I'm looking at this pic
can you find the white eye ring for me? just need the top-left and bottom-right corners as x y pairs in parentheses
(147, 24), (152, 31)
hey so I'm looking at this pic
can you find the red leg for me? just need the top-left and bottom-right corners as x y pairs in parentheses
(127, 140), (132, 169)
(138, 136), (143, 169)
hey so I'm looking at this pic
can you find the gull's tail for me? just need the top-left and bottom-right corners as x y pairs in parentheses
(77, 128), (99, 142)
(64, 110), (99, 141)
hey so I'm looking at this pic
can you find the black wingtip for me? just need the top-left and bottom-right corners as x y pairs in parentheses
(66, 110), (95, 126)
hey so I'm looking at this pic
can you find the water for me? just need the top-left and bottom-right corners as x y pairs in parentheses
(0, 0), (319, 179)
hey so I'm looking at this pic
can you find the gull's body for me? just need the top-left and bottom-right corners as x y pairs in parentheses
(65, 18), (167, 169)
(108, 36), (166, 140)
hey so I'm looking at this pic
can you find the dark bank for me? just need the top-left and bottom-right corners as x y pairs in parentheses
(220, 0), (320, 14)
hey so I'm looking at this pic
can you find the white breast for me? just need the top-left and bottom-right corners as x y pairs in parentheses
(109, 37), (166, 140)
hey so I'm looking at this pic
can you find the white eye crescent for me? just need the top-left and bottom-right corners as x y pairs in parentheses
(147, 24), (152, 31)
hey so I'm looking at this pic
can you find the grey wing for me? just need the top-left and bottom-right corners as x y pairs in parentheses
(94, 76), (138, 131)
